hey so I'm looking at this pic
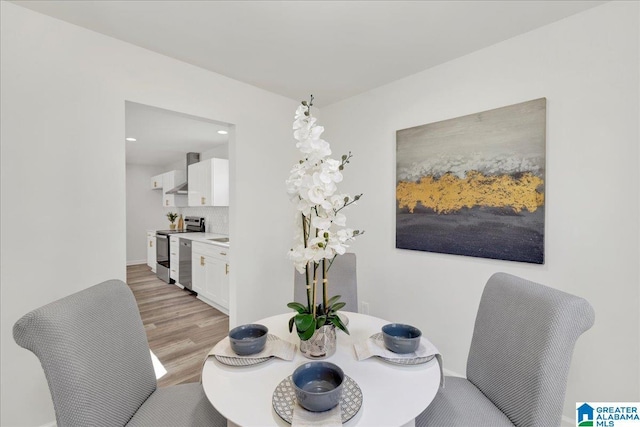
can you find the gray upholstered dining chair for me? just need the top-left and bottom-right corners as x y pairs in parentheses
(416, 272), (595, 427)
(13, 279), (226, 427)
(294, 253), (358, 312)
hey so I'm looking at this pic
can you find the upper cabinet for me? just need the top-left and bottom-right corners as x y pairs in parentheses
(188, 158), (229, 207)
(151, 174), (163, 190)
(162, 170), (188, 207)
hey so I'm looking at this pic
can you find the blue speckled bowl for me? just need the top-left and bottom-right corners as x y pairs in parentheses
(228, 324), (268, 355)
(382, 323), (422, 354)
(292, 362), (344, 412)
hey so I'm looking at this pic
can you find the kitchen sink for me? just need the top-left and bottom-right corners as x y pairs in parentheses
(208, 237), (230, 243)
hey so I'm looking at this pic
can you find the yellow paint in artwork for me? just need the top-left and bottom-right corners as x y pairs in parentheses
(396, 171), (544, 214)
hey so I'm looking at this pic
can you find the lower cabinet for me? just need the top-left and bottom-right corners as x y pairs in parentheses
(169, 236), (180, 285)
(146, 231), (156, 272)
(192, 242), (229, 314)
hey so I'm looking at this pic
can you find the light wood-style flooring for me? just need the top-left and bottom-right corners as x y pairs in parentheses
(126, 264), (229, 387)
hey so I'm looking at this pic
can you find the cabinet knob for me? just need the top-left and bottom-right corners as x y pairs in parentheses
(225, 263), (229, 275)
(220, 252), (227, 256)
(200, 256), (205, 266)
(201, 196), (206, 205)
(154, 181), (157, 187)
(149, 241), (152, 247)
(165, 199), (169, 206)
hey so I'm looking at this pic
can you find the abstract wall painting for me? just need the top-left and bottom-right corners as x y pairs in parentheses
(396, 98), (546, 264)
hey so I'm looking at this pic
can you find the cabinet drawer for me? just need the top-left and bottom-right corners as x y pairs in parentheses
(193, 242), (228, 260)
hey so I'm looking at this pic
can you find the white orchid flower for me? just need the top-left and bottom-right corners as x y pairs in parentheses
(311, 216), (332, 231)
(333, 213), (347, 227)
(296, 199), (315, 216)
(287, 99), (363, 290)
(288, 246), (309, 274)
(305, 185), (324, 205)
(328, 241), (347, 256)
(320, 198), (334, 211)
(336, 228), (355, 243)
(330, 194), (347, 210)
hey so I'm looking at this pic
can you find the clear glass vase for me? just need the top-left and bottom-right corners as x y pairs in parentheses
(299, 324), (337, 359)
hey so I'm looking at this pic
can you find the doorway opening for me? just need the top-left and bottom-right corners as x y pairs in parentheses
(124, 101), (233, 385)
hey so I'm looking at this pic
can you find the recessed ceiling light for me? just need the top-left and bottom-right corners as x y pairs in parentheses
(217, 130), (228, 135)
(126, 137), (137, 141)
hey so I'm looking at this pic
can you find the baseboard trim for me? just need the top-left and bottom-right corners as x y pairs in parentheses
(126, 260), (147, 266)
(196, 295), (229, 316)
(442, 367), (464, 378)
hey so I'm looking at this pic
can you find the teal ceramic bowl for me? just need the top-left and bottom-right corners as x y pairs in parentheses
(381, 323), (422, 354)
(292, 362), (344, 412)
(228, 324), (268, 355)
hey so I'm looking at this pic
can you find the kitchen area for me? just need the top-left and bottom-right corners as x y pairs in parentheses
(126, 101), (232, 315)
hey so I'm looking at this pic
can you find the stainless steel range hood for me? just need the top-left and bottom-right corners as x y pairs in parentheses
(165, 152), (200, 195)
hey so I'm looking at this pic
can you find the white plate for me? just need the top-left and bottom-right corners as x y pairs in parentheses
(213, 334), (279, 367)
(371, 333), (436, 365)
(272, 375), (363, 424)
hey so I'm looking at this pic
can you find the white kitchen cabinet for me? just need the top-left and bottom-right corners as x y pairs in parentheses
(192, 242), (229, 314)
(146, 231), (156, 272)
(191, 249), (205, 295)
(169, 235), (180, 284)
(150, 174), (163, 190)
(162, 170), (188, 207)
(205, 254), (229, 309)
(188, 158), (229, 207)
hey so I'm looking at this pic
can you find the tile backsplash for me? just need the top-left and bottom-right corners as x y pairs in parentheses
(175, 206), (229, 235)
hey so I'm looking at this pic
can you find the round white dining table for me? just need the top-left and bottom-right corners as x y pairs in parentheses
(201, 312), (441, 427)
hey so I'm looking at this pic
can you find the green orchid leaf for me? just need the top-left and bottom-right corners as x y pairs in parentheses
(316, 316), (327, 328)
(287, 302), (308, 314)
(288, 316), (295, 333)
(295, 313), (314, 332)
(327, 295), (341, 307)
(330, 302), (346, 312)
(330, 315), (350, 335)
(298, 324), (317, 341)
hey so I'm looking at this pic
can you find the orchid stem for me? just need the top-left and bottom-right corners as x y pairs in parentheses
(322, 259), (328, 314)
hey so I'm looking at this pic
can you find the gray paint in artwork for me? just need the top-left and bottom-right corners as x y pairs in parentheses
(397, 98), (546, 182)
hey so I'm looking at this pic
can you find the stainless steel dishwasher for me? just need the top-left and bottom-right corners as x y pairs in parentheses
(178, 239), (193, 292)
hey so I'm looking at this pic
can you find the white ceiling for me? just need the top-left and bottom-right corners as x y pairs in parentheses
(125, 101), (229, 166)
(13, 0), (605, 108)
(16, 0), (605, 167)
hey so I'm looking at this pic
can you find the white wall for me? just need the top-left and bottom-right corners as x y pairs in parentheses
(126, 163), (170, 264)
(202, 144), (229, 160)
(0, 3), (297, 426)
(322, 1), (639, 421)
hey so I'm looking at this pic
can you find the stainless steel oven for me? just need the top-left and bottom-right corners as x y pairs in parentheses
(155, 216), (204, 284)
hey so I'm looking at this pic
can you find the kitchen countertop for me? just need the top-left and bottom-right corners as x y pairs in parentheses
(174, 232), (230, 248)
